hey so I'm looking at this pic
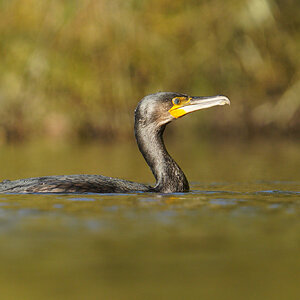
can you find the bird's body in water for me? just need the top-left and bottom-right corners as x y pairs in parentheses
(0, 92), (230, 194)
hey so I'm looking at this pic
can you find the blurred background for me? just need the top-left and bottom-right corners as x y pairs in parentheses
(0, 0), (299, 143)
(0, 2), (300, 299)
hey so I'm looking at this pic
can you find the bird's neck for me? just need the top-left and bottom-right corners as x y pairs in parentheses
(135, 122), (189, 193)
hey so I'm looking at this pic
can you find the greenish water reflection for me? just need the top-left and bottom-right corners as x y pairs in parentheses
(0, 140), (299, 299)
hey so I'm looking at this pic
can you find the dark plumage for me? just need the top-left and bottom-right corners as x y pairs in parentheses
(0, 92), (230, 194)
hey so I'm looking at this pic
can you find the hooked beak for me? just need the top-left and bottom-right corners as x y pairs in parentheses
(169, 95), (230, 119)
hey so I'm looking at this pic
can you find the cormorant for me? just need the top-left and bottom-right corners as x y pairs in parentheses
(0, 92), (230, 194)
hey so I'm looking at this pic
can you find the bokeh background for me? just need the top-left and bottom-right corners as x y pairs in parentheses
(0, 3), (300, 300)
(0, 0), (299, 143)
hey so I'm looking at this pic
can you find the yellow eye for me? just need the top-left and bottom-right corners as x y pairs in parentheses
(173, 98), (181, 105)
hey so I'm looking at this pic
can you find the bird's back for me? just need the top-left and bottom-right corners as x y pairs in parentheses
(0, 175), (151, 194)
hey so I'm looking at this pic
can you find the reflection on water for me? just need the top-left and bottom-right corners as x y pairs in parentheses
(0, 140), (299, 299)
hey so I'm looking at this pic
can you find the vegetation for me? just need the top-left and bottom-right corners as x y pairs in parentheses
(0, 0), (299, 142)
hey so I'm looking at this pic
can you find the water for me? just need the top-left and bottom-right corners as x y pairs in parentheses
(0, 139), (299, 299)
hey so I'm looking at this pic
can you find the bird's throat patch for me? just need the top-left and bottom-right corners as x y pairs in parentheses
(169, 97), (191, 118)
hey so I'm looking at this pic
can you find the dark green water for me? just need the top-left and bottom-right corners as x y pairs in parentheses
(0, 139), (299, 299)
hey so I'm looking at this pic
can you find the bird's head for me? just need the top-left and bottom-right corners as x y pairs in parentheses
(135, 92), (230, 128)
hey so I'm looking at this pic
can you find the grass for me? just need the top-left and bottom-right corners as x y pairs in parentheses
(0, 0), (299, 142)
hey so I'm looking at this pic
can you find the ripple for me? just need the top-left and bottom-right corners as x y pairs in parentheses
(68, 197), (95, 202)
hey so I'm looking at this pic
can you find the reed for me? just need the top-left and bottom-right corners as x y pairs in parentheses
(0, 0), (299, 142)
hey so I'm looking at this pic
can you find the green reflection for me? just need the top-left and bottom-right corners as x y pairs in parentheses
(0, 141), (299, 299)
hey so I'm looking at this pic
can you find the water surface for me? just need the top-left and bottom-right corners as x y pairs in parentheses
(0, 139), (299, 299)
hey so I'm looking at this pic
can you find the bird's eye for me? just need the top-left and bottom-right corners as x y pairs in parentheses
(173, 98), (181, 105)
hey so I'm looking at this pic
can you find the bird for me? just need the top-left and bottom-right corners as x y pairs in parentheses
(0, 92), (230, 194)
